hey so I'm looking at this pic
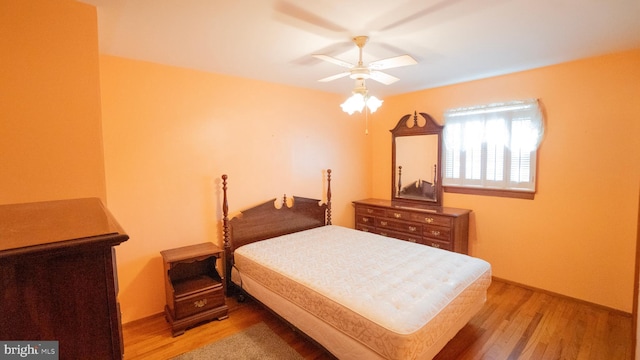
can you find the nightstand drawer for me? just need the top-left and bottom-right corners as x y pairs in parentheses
(174, 286), (224, 320)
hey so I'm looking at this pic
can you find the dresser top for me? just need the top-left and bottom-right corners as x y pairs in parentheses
(0, 197), (127, 255)
(353, 198), (471, 217)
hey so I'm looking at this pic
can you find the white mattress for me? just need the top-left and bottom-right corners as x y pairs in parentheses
(233, 225), (491, 359)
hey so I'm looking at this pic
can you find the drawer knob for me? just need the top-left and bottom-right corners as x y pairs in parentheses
(431, 230), (441, 236)
(362, 217), (369, 223)
(380, 221), (388, 226)
(393, 212), (402, 218)
(409, 226), (417, 232)
(424, 217), (434, 223)
(367, 209), (374, 214)
(194, 299), (208, 308)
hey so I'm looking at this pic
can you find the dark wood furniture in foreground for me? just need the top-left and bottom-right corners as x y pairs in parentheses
(0, 198), (128, 360)
(161, 242), (228, 336)
(353, 198), (471, 254)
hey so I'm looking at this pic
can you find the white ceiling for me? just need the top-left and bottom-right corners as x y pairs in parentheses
(79, 0), (640, 97)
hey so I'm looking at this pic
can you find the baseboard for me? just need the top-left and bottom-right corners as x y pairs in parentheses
(492, 276), (632, 318)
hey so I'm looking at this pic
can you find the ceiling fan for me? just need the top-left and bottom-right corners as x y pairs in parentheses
(313, 36), (417, 85)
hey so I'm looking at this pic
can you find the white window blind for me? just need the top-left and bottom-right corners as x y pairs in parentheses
(443, 99), (544, 193)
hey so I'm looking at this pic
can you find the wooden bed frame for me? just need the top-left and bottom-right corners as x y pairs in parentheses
(221, 169), (332, 293)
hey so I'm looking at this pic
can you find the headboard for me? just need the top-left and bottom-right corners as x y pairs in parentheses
(221, 170), (332, 292)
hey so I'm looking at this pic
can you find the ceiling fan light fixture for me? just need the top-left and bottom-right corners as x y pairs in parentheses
(340, 93), (365, 115)
(366, 95), (383, 113)
(340, 92), (383, 115)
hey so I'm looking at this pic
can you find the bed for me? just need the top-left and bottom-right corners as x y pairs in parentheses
(221, 170), (491, 360)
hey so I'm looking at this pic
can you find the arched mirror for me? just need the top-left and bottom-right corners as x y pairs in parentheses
(391, 112), (443, 207)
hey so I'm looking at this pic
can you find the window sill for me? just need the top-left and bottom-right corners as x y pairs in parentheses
(444, 186), (535, 200)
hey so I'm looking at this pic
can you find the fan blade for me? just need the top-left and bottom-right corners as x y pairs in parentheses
(275, 1), (348, 33)
(369, 71), (400, 85)
(369, 55), (417, 70)
(318, 72), (350, 82)
(312, 54), (353, 69)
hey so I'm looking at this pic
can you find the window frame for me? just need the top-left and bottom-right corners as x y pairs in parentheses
(442, 100), (543, 200)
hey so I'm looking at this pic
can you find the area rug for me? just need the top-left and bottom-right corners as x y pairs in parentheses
(171, 322), (304, 360)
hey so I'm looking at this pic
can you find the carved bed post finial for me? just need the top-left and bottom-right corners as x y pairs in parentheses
(433, 164), (437, 185)
(398, 166), (403, 196)
(413, 111), (418, 127)
(326, 169), (332, 225)
(222, 174), (231, 293)
(222, 174), (229, 249)
(283, 194), (287, 208)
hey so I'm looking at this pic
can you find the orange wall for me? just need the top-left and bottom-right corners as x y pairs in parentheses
(372, 50), (640, 312)
(0, 0), (105, 204)
(6, 0), (638, 322)
(99, 55), (372, 322)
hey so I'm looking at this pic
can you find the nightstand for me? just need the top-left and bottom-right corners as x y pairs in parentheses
(161, 242), (228, 336)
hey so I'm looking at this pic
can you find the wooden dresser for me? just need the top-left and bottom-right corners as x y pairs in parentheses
(353, 198), (471, 254)
(0, 198), (128, 360)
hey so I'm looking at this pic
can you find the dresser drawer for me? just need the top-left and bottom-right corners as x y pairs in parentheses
(423, 225), (451, 242)
(356, 214), (375, 226)
(356, 223), (376, 233)
(410, 213), (452, 227)
(420, 238), (453, 251)
(375, 229), (422, 244)
(174, 287), (224, 320)
(384, 209), (413, 221)
(356, 205), (386, 217)
(376, 218), (422, 235)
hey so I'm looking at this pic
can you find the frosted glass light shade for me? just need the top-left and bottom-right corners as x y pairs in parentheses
(340, 93), (383, 115)
(340, 93), (365, 115)
(366, 95), (383, 113)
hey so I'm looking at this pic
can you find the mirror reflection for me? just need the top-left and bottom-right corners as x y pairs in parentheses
(396, 135), (439, 201)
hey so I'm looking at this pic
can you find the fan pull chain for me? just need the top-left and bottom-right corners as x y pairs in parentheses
(365, 106), (369, 135)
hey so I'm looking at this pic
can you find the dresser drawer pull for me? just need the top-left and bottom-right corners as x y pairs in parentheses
(367, 209), (374, 214)
(431, 230), (441, 236)
(362, 217), (369, 223)
(431, 242), (441, 248)
(393, 212), (402, 218)
(380, 232), (388, 236)
(424, 217), (434, 223)
(409, 226), (417, 232)
(194, 299), (208, 308)
(380, 221), (388, 226)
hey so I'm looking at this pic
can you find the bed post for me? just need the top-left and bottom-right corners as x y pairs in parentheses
(326, 169), (332, 225)
(221, 174), (231, 294)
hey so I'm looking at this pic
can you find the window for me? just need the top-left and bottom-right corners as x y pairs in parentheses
(443, 99), (544, 199)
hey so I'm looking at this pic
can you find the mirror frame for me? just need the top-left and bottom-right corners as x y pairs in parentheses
(390, 112), (443, 207)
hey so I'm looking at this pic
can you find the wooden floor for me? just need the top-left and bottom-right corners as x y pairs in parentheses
(122, 279), (633, 359)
